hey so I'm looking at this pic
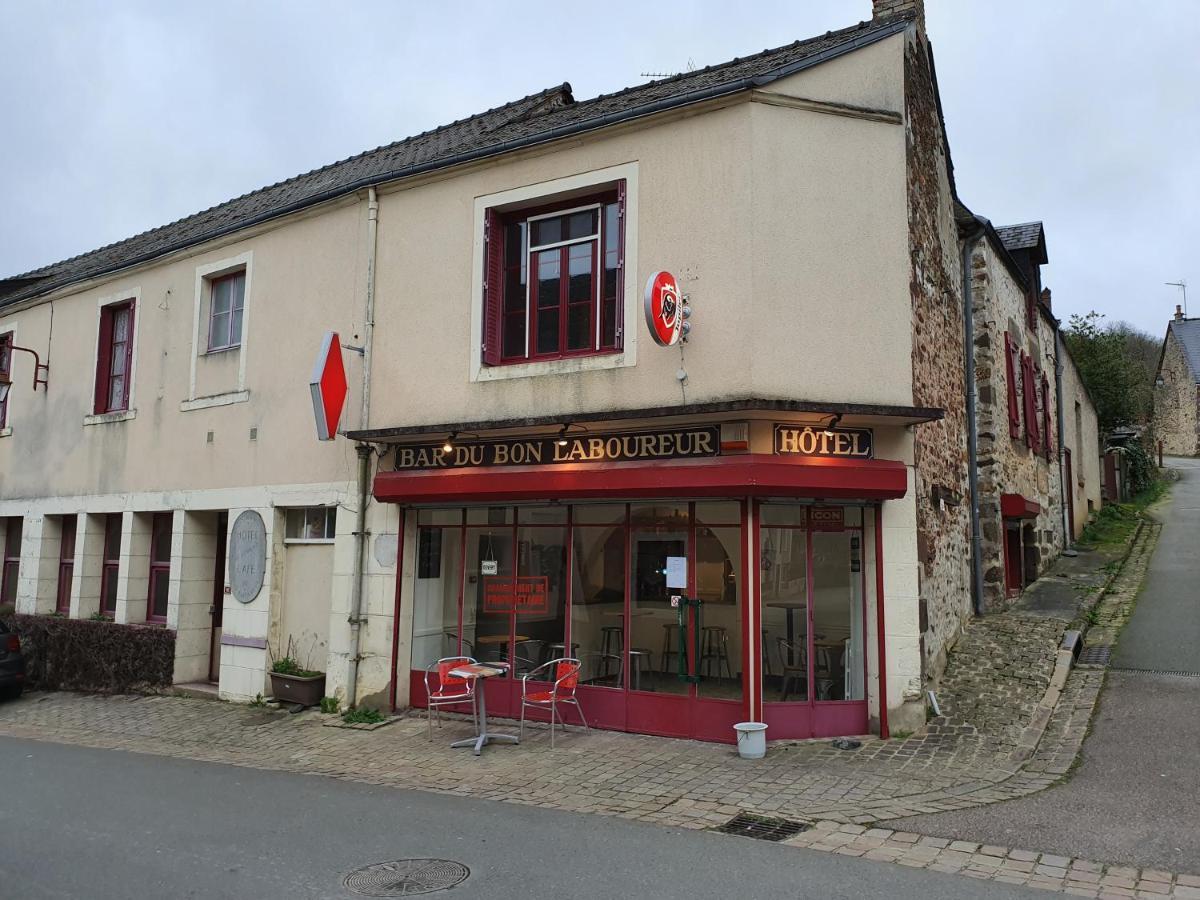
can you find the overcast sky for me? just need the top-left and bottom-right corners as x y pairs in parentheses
(1, 1), (1196, 336)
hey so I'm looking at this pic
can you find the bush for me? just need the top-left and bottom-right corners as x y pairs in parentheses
(2, 614), (175, 693)
(271, 656), (323, 678)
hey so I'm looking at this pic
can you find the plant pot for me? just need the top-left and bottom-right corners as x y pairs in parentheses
(269, 671), (326, 708)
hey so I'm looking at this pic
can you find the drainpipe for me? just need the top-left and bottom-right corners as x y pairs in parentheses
(962, 216), (988, 616)
(346, 187), (380, 708)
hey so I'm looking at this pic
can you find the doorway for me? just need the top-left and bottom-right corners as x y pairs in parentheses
(208, 512), (227, 684)
(760, 503), (868, 739)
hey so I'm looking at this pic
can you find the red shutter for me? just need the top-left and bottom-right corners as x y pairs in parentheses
(481, 208), (503, 366)
(1022, 352), (1041, 453)
(94, 306), (114, 414)
(1004, 332), (1021, 439)
(1041, 371), (1054, 460)
(615, 178), (626, 349)
(123, 300), (136, 410)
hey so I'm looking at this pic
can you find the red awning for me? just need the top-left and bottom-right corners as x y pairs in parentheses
(373, 454), (908, 504)
(1001, 492), (1042, 519)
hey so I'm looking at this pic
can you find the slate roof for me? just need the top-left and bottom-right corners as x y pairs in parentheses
(1169, 318), (1200, 383)
(0, 13), (914, 311)
(995, 221), (1043, 251)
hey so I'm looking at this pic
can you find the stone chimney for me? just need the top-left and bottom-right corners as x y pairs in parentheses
(1175, 304), (1185, 322)
(1040, 287), (1052, 311)
(873, 0), (925, 32)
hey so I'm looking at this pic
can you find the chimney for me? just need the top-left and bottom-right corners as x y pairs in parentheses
(1175, 304), (1185, 322)
(872, 0), (925, 32)
(1040, 287), (1052, 311)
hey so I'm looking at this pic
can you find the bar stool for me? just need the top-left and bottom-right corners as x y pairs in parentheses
(699, 626), (733, 682)
(599, 626), (623, 682)
(541, 641), (580, 666)
(628, 648), (654, 691)
(659, 623), (681, 674)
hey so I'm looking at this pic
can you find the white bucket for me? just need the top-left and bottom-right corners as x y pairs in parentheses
(734, 722), (768, 759)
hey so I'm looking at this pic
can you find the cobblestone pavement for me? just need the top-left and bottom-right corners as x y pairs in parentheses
(1, 516), (1183, 895)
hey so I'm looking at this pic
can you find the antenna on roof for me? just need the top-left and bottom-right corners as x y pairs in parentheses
(1166, 279), (1188, 317)
(640, 58), (697, 80)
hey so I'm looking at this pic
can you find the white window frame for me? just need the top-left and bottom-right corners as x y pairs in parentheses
(184, 250), (253, 411)
(84, 289), (141, 426)
(283, 506), (337, 544)
(470, 162), (639, 382)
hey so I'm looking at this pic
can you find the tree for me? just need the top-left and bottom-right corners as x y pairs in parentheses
(1062, 312), (1156, 434)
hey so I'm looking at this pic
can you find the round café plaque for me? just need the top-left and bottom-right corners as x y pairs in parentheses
(229, 510), (267, 604)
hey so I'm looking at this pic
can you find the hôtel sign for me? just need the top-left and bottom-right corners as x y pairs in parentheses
(395, 426), (720, 471)
(774, 424), (874, 459)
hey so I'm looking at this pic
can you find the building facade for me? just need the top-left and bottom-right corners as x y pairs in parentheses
(0, 0), (1100, 743)
(1153, 307), (1200, 457)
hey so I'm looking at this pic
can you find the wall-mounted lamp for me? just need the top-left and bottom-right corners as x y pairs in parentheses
(822, 414), (843, 437)
(0, 344), (49, 403)
(555, 422), (587, 446)
(442, 432), (457, 453)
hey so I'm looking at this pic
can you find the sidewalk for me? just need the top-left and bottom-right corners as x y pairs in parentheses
(1, 515), (1190, 896)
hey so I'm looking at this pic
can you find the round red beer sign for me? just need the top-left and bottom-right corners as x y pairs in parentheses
(644, 270), (683, 347)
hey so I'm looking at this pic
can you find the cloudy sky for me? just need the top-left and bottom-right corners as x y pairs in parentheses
(1, 1), (1196, 336)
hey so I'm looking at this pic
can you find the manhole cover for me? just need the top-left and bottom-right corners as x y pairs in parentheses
(343, 859), (470, 896)
(1077, 645), (1111, 666)
(714, 813), (810, 842)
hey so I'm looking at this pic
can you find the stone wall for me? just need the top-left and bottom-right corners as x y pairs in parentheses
(1153, 330), (1200, 456)
(969, 240), (1063, 611)
(904, 35), (972, 686)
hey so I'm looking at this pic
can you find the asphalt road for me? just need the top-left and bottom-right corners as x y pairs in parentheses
(0, 737), (1045, 900)
(886, 458), (1200, 873)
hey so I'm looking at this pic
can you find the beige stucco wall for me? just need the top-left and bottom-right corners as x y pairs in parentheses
(1059, 349), (1102, 538)
(367, 36), (912, 430)
(1153, 330), (1200, 457)
(0, 199), (366, 502)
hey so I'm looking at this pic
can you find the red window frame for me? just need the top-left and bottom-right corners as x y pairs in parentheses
(1, 518), (21, 607)
(1021, 351), (1041, 454)
(146, 512), (172, 623)
(207, 271), (246, 352)
(0, 331), (12, 429)
(55, 515), (77, 616)
(94, 300), (135, 414)
(1004, 332), (1021, 440)
(100, 514), (121, 618)
(1040, 371), (1054, 461)
(482, 181), (625, 366)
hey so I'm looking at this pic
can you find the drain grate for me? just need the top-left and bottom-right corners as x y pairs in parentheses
(1110, 666), (1200, 678)
(715, 813), (810, 842)
(343, 859), (470, 896)
(1077, 645), (1111, 666)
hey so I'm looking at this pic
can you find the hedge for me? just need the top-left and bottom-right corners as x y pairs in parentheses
(2, 614), (175, 693)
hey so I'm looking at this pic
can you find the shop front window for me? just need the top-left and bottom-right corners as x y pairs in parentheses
(412, 510), (464, 671)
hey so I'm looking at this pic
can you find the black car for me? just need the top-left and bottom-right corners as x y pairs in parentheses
(0, 620), (26, 699)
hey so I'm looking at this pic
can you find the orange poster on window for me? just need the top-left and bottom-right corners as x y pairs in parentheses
(482, 576), (550, 614)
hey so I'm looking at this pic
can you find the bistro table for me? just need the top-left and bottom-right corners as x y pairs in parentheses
(449, 662), (519, 756)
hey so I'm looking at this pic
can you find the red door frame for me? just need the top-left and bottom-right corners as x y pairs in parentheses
(760, 504), (871, 740)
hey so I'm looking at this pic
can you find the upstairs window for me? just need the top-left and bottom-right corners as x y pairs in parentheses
(483, 183), (625, 365)
(207, 271), (246, 352)
(95, 300), (135, 414)
(0, 332), (11, 428)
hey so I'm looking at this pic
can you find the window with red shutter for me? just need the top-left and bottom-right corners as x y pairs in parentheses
(95, 300), (135, 413)
(1004, 332), (1021, 440)
(1041, 371), (1054, 460)
(1022, 352), (1041, 453)
(0, 332), (12, 428)
(481, 182), (625, 365)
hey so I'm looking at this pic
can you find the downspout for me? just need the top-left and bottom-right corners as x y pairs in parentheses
(346, 187), (380, 708)
(962, 216), (988, 616)
(1054, 328), (1070, 543)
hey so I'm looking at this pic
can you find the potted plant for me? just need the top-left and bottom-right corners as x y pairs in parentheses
(268, 636), (326, 707)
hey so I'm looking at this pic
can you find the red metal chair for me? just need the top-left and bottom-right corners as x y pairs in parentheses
(425, 656), (478, 740)
(520, 657), (588, 749)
